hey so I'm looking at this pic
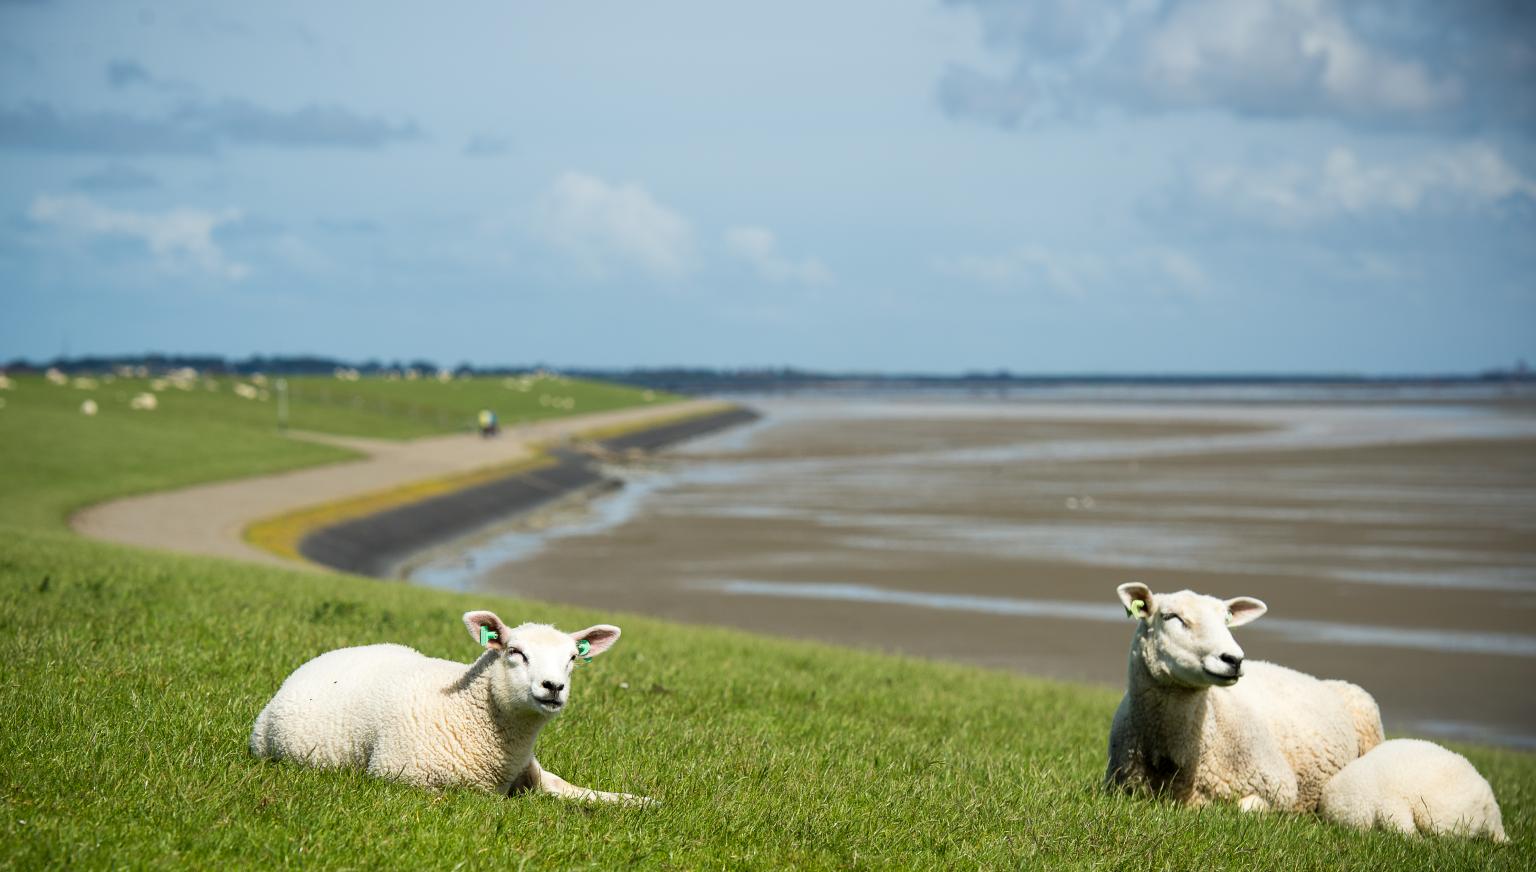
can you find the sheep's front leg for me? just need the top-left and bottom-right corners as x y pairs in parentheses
(1238, 795), (1271, 813)
(527, 758), (655, 806)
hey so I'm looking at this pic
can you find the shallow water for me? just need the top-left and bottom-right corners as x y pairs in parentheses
(414, 397), (1536, 594)
(410, 393), (1536, 746)
(703, 580), (1536, 658)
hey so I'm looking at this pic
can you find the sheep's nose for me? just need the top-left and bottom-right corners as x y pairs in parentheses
(1219, 653), (1244, 671)
(541, 680), (565, 693)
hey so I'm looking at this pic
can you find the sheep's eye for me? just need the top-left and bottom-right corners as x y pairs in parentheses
(1163, 613), (1183, 625)
(508, 647), (526, 662)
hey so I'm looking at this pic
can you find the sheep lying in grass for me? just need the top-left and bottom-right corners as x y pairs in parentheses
(1105, 583), (1383, 812)
(250, 610), (651, 805)
(1320, 739), (1507, 841)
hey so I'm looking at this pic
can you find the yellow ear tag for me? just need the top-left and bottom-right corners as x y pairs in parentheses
(1127, 599), (1146, 619)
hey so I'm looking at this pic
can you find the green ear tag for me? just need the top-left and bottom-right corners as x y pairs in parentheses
(1127, 599), (1147, 620)
(480, 625), (498, 646)
(576, 638), (592, 664)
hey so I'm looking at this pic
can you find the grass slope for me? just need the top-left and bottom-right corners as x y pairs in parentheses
(0, 373), (669, 530)
(0, 372), (673, 443)
(280, 374), (674, 438)
(0, 382), (353, 532)
(0, 376), (1531, 869)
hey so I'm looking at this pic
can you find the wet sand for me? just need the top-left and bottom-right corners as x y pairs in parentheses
(426, 396), (1536, 748)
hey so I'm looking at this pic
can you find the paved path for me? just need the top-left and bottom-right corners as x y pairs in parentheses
(70, 400), (726, 569)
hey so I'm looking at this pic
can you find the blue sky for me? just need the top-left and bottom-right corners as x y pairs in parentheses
(2, 0), (1533, 373)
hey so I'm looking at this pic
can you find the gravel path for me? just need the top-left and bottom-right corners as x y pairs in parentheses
(70, 400), (726, 569)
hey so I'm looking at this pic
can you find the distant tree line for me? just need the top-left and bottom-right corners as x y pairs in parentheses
(4, 353), (1531, 393)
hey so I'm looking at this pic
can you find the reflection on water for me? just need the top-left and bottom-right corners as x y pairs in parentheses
(408, 467), (678, 590)
(704, 579), (1536, 658)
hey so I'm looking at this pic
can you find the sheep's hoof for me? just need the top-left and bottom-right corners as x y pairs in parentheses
(1238, 795), (1271, 813)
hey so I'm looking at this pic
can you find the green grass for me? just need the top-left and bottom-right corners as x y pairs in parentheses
(0, 379), (354, 532)
(1, 375), (1532, 869)
(0, 373), (671, 530)
(279, 373), (675, 438)
(0, 372), (672, 441)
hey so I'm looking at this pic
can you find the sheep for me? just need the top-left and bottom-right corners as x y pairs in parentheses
(249, 610), (649, 805)
(79, 399), (98, 416)
(1104, 583), (1383, 812)
(129, 392), (158, 411)
(1319, 739), (1507, 841)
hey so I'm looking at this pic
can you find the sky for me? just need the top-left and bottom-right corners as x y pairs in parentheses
(2, 0), (1533, 374)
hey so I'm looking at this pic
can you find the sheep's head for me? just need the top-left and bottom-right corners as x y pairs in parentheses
(463, 611), (620, 716)
(1116, 583), (1265, 690)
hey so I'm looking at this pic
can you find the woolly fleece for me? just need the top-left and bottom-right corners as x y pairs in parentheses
(1320, 739), (1508, 841)
(249, 614), (642, 803)
(1105, 586), (1383, 811)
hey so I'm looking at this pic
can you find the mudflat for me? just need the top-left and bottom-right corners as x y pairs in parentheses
(444, 397), (1536, 748)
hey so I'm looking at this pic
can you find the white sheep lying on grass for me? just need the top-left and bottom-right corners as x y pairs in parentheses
(1105, 583), (1383, 812)
(250, 610), (651, 805)
(1320, 739), (1507, 841)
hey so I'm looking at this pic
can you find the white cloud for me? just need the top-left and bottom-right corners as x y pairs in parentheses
(538, 171), (693, 279)
(1138, 0), (1458, 116)
(941, 0), (1477, 127)
(1193, 143), (1536, 224)
(1147, 245), (1208, 291)
(935, 245), (1101, 297)
(28, 193), (249, 279)
(723, 226), (832, 286)
(935, 244), (1205, 297)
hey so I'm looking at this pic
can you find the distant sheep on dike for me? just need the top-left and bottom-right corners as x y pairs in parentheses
(1105, 583), (1383, 812)
(1321, 739), (1507, 841)
(250, 610), (652, 805)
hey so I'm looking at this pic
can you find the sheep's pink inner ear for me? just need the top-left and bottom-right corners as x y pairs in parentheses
(463, 610), (508, 650)
(1225, 597), (1267, 627)
(570, 624), (621, 657)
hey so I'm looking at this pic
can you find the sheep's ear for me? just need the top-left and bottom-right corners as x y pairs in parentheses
(1224, 597), (1267, 627)
(463, 610), (510, 650)
(1117, 583), (1153, 620)
(570, 624), (621, 657)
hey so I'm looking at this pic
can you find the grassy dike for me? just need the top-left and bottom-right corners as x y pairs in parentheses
(1, 377), (1532, 869)
(245, 402), (737, 566)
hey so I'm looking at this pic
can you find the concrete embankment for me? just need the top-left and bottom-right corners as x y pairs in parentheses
(298, 406), (760, 577)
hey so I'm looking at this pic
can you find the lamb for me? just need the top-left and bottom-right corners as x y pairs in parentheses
(1104, 583), (1383, 812)
(249, 610), (651, 805)
(1319, 739), (1507, 841)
